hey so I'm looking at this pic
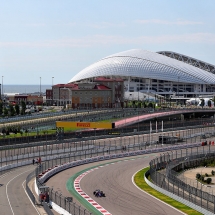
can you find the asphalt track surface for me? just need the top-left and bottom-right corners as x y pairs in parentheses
(46, 153), (184, 215)
(0, 108), (211, 215)
(0, 165), (39, 215)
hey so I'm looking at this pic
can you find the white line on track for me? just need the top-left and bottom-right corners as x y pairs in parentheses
(0, 171), (13, 179)
(132, 167), (186, 215)
(6, 169), (33, 215)
(22, 180), (40, 215)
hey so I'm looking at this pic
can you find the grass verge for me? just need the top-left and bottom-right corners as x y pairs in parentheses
(134, 167), (202, 215)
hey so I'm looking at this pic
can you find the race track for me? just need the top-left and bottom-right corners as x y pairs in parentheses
(0, 166), (39, 215)
(46, 153), (185, 215)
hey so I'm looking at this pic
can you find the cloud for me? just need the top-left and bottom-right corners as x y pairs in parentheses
(86, 22), (126, 29)
(1, 33), (215, 48)
(135, 19), (203, 25)
(24, 23), (46, 27)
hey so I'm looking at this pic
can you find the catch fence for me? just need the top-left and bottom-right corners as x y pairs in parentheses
(150, 147), (215, 214)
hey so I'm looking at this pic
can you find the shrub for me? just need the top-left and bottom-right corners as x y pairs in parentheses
(200, 175), (205, 182)
(196, 173), (201, 179)
(212, 170), (215, 176)
(148, 102), (153, 108)
(20, 131), (23, 136)
(206, 178), (212, 184)
(205, 173), (209, 177)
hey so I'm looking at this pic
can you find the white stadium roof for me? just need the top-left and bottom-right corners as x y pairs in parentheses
(69, 49), (215, 84)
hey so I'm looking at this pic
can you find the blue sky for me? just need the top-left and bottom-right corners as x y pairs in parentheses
(0, 0), (215, 85)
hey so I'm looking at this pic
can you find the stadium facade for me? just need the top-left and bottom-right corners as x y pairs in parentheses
(69, 49), (215, 98)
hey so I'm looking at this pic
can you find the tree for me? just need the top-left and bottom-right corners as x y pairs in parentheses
(206, 178), (212, 184)
(3, 107), (8, 116)
(9, 104), (15, 116)
(200, 175), (205, 182)
(0, 102), (3, 115)
(142, 101), (146, 108)
(208, 100), (211, 107)
(15, 104), (20, 115)
(201, 99), (205, 108)
(196, 173), (201, 179)
(148, 102), (153, 108)
(20, 130), (23, 136)
(21, 101), (26, 115)
(2, 128), (6, 134)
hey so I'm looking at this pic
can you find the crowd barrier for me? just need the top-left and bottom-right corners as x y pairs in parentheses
(35, 142), (201, 215)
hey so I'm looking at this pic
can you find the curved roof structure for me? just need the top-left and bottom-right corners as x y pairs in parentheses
(69, 49), (215, 84)
(157, 51), (215, 74)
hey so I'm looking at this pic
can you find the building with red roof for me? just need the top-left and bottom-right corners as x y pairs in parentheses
(46, 78), (124, 108)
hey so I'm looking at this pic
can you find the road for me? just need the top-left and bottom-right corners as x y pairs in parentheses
(46, 152), (186, 215)
(0, 165), (40, 215)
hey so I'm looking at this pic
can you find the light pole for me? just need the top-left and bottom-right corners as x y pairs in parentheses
(40, 77), (41, 96)
(2, 76), (3, 100)
(149, 121), (152, 146)
(52, 76), (54, 86)
(52, 77), (54, 106)
(94, 128), (96, 146)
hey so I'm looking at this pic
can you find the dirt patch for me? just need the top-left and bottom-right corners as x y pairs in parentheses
(179, 167), (215, 193)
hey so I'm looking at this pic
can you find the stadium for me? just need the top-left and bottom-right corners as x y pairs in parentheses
(69, 49), (215, 100)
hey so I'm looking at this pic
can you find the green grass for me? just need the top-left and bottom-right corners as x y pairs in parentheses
(0, 113), (140, 139)
(0, 129), (56, 138)
(134, 167), (202, 215)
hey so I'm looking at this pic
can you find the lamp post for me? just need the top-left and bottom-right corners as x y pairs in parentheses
(1, 76), (3, 100)
(52, 77), (54, 86)
(40, 77), (41, 96)
(52, 77), (54, 106)
(93, 128), (96, 146)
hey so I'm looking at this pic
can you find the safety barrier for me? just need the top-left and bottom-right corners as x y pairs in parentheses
(35, 142), (201, 214)
(149, 148), (215, 214)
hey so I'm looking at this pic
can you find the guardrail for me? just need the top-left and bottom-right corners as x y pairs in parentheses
(149, 147), (215, 214)
(35, 142), (201, 215)
(0, 124), (214, 167)
(1, 115), (214, 149)
(0, 112), (214, 214)
(0, 108), (150, 144)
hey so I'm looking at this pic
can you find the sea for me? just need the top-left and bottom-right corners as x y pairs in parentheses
(2, 85), (51, 94)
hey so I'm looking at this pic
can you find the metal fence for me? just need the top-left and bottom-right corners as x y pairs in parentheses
(149, 146), (215, 214)
(35, 146), (136, 215)
(43, 202), (54, 215)
(26, 170), (36, 204)
(49, 189), (92, 215)
(26, 168), (55, 215)
(34, 142), (201, 215)
(0, 109), (215, 147)
(0, 123), (215, 168)
(0, 108), (147, 145)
